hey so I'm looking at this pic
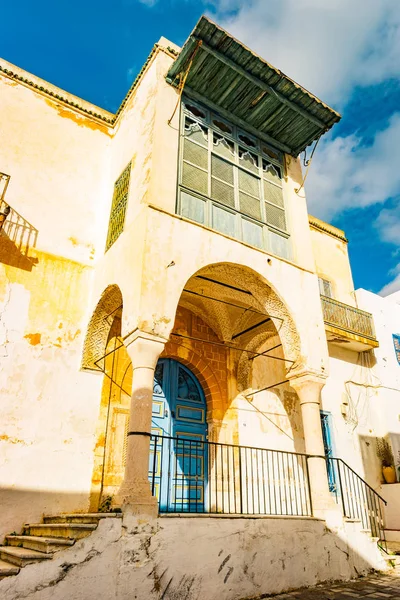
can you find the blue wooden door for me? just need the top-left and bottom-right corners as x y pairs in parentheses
(320, 411), (336, 493)
(149, 359), (208, 512)
(150, 360), (171, 509)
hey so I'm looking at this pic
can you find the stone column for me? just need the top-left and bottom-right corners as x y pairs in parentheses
(117, 331), (166, 517)
(289, 373), (338, 520)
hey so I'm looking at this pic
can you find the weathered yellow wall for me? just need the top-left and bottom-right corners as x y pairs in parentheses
(0, 250), (103, 540)
(309, 222), (355, 305)
(0, 46), (183, 538)
(0, 70), (113, 263)
(0, 63), (115, 538)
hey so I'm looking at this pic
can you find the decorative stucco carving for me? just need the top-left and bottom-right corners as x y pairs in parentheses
(189, 264), (303, 391)
(81, 284), (123, 370)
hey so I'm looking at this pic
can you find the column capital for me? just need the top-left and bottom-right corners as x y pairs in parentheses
(287, 370), (327, 392)
(125, 330), (167, 370)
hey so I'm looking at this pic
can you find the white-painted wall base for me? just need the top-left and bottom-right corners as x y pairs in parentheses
(380, 483), (400, 531)
(0, 515), (387, 600)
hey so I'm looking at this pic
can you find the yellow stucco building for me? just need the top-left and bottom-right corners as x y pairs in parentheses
(1, 16), (398, 600)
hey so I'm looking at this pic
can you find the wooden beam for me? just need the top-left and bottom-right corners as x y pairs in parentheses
(166, 37), (198, 85)
(192, 37), (327, 131)
(183, 86), (294, 156)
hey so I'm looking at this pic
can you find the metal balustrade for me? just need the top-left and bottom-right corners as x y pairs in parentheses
(149, 435), (312, 516)
(321, 295), (376, 339)
(0, 172), (38, 255)
(328, 457), (387, 551)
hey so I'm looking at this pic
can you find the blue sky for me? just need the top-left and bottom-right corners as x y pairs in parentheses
(1, 0), (399, 295)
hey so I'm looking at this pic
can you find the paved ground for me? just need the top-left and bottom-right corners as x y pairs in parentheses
(260, 567), (400, 599)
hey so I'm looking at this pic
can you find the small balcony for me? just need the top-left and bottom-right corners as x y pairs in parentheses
(320, 295), (378, 350)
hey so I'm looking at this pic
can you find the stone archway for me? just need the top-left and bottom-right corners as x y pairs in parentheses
(82, 284), (128, 509)
(167, 262), (306, 452)
(161, 337), (226, 443)
(195, 263), (302, 365)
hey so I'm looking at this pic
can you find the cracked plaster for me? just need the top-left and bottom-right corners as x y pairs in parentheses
(0, 516), (387, 600)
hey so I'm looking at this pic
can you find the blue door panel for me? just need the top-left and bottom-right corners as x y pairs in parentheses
(320, 411), (337, 493)
(148, 359), (208, 512)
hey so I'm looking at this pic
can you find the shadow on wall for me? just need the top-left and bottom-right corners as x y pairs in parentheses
(359, 434), (385, 489)
(0, 202), (39, 271)
(389, 432), (400, 482)
(0, 487), (90, 542)
(359, 433), (400, 489)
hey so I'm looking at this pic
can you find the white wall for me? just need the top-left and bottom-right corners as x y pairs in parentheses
(356, 289), (400, 478)
(0, 515), (387, 600)
(318, 289), (400, 492)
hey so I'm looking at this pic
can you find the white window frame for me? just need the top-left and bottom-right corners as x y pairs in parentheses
(318, 277), (333, 298)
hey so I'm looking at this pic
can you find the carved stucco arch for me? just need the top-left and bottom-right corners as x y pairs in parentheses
(81, 284), (123, 370)
(185, 263), (303, 391)
(236, 330), (280, 392)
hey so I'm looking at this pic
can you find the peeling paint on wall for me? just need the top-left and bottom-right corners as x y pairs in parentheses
(24, 333), (41, 345)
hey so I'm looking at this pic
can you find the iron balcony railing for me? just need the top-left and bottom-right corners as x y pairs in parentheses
(149, 436), (388, 550)
(321, 295), (376, 340)
(328, 457), (387, 552)
(149, 434), (312, 517)
(0, 172), (38, 255)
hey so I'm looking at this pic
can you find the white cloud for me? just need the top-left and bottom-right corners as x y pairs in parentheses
(207, 0), (400, 107)
(305, 114), (400, 222)
(375, 199), (400, 246)
(379, 264), (400, 297)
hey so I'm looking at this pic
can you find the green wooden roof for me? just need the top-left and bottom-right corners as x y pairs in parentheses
(166, 16), (341, 156)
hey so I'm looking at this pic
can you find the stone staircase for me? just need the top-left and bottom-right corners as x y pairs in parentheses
(382, 529), (400, 567)
(0, 513), (121, 580)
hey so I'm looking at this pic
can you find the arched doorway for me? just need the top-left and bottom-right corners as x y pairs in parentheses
(150, 358), (208, 512)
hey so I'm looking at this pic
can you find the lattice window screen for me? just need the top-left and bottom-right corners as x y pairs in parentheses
(265, 203), (286, 231)
(105, 163), (131, 251)
(211, 155), (235, 207)
(239, 170), (261, 220)
(179, 100), (291, 258)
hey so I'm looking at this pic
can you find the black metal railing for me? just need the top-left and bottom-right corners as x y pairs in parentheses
(149, 435), (312, 517)
(0, 172), (38, 257)
(328, 458), (387, 551)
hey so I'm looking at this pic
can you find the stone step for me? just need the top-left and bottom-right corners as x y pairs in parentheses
(0, 546), (52, 568)
(385, 529), (400, 543)
(386, 541), (400, 555)
(24, 523), (97, 540)
(383, 553), (400, 566)
(0, 558), (20, 579)
(43, 513), (121, 525)
(6, 535), (75, 554)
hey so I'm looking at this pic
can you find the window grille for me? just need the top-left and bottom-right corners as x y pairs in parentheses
(105, 163), (131, 251)
(177, 100), (290, 260)
(318, 277), (333, 298)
